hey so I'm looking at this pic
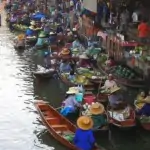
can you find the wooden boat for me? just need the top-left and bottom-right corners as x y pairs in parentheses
(97, 62), (145, 88)
(33, 65), (56, 79)
(34, 100), (100, 150)
(107, 106), (136, 129)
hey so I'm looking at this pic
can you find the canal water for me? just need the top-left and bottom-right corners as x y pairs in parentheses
(0, 9), (150, 150)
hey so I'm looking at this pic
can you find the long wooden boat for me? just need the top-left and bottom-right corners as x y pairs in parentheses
(107, 106), (136, 129)
(34, 100), (100, 150)
(33, 66), (56, 79)
(97, 62), (145, 88)
(59, 73), (95, 91)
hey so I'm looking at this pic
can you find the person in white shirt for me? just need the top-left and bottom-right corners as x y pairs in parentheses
(101, 74), (117, 90)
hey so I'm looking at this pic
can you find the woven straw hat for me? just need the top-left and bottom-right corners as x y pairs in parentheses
(89, 102), (104, 115)
(77, 116), (93, 130)
(110, 86), (121, 94)
(61, 48), (70, 55)
(66, 87), (79, 94)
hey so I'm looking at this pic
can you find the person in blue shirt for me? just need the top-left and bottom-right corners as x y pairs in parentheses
(59, 60), (72, 73)
(74, 116), (97, 150)
(25, 26), (35, 36)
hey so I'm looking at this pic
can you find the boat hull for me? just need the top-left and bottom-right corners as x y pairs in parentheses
(107, 106), (136, 129)
(34, 101), (99, 150)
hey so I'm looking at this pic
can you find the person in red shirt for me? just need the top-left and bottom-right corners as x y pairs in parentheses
(138, 19), (150, 43)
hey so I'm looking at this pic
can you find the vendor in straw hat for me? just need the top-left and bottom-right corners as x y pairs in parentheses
(60, 87), (81, 116)
(74, 116), (97, 150)
(90, 102), (107, 129)
(101, 74), (117, 91)
(108, 86), (125, 109)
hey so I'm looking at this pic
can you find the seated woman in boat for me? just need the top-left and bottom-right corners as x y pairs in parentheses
(135, 91), (150, 116)
(72, 36), (82, 49)
(68, 70), (75, 81)
(105, 56), (116, 68)
(90, 102), (107, 129)
(49, 32), (57, 44)
(101, 74), (117, 91)
(59, 60), (72, 73)
(61, 87), (81, 116)
(74, 116), (97, 150)
(108, 86), (125, 109)
(35, 32), (48, 47)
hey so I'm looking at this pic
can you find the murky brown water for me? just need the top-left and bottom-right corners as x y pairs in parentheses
(1, 9), (150, 150)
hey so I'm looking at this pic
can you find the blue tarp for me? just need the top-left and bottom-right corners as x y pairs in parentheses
(31, 12), (46, 20)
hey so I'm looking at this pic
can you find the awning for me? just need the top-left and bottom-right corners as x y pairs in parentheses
(83, 0), (97, 13)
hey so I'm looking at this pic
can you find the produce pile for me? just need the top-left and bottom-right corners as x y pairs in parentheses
(86, 48), (101, 58)
(13, 24), (28, 31)
(77, 67), (106, 80)
(113, 65), (136, 79)
(61, 73), (90, 85)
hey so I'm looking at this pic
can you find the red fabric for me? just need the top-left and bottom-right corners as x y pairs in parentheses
(109, 60), (116, 67)
(138, 22), (150, 38)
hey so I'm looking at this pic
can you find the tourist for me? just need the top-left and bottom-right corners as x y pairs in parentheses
(60, 87), (81, 116)
(138, 19), (150, 44)
(74, 116), (97, 150)
(90, 103), (107, 129)
(101, 74), (117, 90)
(135, 91), (150, 116)
(59, 60), (72, 73)
(108, 86), (125, 109)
